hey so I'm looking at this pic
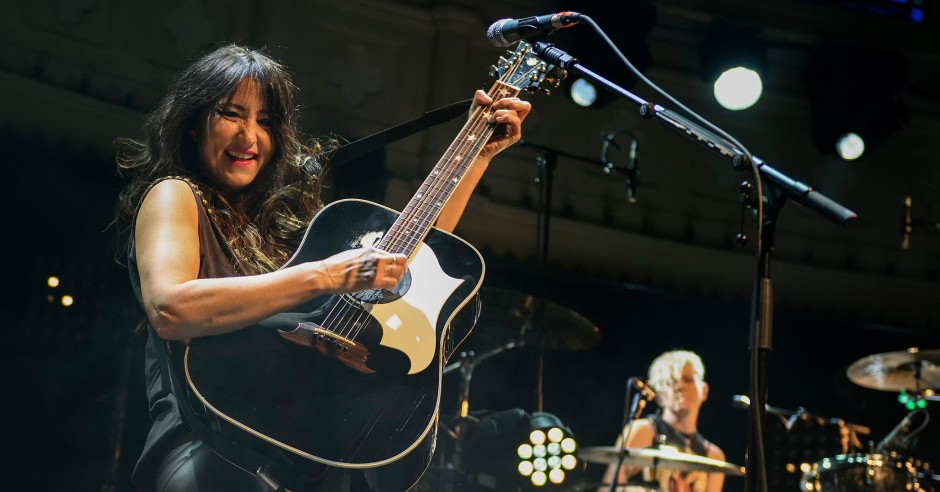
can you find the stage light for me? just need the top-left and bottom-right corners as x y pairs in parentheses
(516, 412), (579, 487)
(464, 409), (584, 490)
(47, 276), (60, 288)
(61, 295), (74, 307)
(713, 67), (763, 110)
(835, 132), (865, 160)
(807, 45), (906, 158)
(569, 78), (598, 107)
(700, 22), (767, 111)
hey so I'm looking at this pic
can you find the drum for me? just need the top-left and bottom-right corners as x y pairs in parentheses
(800, 453), (936, 492)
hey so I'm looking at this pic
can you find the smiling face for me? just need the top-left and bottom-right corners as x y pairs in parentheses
(648, 351), (709, 421)
(655, 361), (709, 418)
(194, 78), (274, 193)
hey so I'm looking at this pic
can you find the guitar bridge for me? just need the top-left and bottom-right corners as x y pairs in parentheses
(278, 322), (374, 375)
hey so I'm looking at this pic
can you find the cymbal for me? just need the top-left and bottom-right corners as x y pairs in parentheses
(475, 287), (601, 351)
(846, 348), (940, 391)
(580, 446), (745, 476)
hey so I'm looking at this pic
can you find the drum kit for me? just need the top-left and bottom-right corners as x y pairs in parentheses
(797, 348), (940, 492)
(432, 288), (940, 492)
(576, 348), (940, 492)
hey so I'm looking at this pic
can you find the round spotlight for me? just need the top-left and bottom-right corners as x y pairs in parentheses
(61, 295), (75, 307)
(533, 444), (547, 459)
(518, 460), (535, 476)
(713, 67), (763, 110)
(836, 132), (865, 160)
(529, 430), (546, 446)
(518, 444), (533, 460)
(547, 427), (564, 443)
(549, 468), (566, 484)
(569, 78), (598, 107)
(547, 442), (561, 456)
(47, 276), (60, 288)
(561, 454), (578, 470)
(531, 470), (548, 487)
(560, 437), (577, 454)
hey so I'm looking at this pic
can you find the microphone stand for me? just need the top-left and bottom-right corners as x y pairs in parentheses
(532, 146), (555, 413)
(608, 378), (651, 492)
(529, 40), (857, 492)
(519, 140), (630, 412)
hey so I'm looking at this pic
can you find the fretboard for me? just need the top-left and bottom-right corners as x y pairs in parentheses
(378, 81), (522, 256)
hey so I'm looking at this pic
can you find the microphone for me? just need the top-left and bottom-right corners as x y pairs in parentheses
(626, 137), (639, 204)
(901, 195), (913, 250)
(486, 12), (582, 47)
(629, 377), (657, 401)
(875, 411), (915, 452)
(731, 394), (750, 409)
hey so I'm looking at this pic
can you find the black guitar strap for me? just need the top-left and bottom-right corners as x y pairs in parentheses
(150, 330), (299, 491)
(327, 98), (472, 167)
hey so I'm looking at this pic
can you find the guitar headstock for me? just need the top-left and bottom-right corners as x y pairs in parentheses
(489, 41), (567, 95)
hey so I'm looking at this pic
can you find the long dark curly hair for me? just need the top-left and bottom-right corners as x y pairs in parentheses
(115, 44), (329, 273)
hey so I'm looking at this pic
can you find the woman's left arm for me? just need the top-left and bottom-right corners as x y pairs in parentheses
(436, 90), (531, 232)
(706, 444), (727, 492)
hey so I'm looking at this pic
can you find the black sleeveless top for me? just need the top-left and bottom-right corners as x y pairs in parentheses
(650, 415), (708, 456)
(628, 415), (712, 491)
(128, 180), (241, 491)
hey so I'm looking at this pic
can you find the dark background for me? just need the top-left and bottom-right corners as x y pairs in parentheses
(4, 1), (940, 491)
(5, 130), (938, 490)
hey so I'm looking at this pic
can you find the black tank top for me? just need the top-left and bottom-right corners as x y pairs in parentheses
(628, 415), (712, 491)
(128, 179), (241, 491)
(650, 415), (708, 456)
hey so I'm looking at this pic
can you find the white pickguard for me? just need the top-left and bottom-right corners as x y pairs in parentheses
(366, 241), (462, 375)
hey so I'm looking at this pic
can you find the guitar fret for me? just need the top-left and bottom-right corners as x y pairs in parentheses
(383, 79), (522, 252)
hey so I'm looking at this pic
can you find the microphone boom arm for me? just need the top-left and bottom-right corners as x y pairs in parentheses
(530, 41), (857, 227)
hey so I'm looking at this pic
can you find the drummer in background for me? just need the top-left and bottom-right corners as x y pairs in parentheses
(601, 350), (726, 492)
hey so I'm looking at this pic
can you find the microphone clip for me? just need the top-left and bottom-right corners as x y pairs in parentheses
(630, 377), (657, 401)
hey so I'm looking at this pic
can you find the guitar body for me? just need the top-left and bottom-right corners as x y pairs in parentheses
(184, 199), (484, 491)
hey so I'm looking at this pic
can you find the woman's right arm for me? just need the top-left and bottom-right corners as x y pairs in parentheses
(135, 179), (406, 342)
(600, 418), (656, 487)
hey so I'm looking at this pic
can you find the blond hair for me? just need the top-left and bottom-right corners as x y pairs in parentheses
(647, 350), (705, 393)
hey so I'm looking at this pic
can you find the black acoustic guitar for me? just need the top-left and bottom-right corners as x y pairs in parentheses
(184, 41), (562, 491)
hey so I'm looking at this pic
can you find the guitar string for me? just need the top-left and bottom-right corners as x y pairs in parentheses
(343, 106), (498, 342)
(337, 89), (509, 343)
(334, 124), (485, 342)
(385, 87), (509, 256)
(326, 80), (520, 345)
(328, 105), (498, 343)
(315, 68), (526, 350)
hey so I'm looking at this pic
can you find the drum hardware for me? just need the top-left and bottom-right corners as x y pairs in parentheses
(798, 348), (940, 492)
(732, 394), (871, 454)
(897, 389), (938, 410)
(799, 453), (937, 492)
(845, 349), (936, 454)
(874, 409), (930, 455)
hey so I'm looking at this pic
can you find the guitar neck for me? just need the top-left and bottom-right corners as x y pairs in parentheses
(379, 80), (522, 256)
